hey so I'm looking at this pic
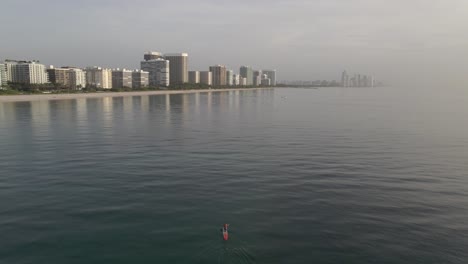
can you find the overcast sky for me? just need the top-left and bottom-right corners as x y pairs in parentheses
(1, 0), (468, 85)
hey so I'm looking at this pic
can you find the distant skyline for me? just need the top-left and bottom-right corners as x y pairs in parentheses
(2, 0), (468, 86)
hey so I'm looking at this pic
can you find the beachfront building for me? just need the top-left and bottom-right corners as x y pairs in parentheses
(239, 77), (247, 86)
(188, 71), (200, 84)
(253, 70), (262, 86)
(199, 71), (212, 86)
(262, 70), (277, 86)
(226, 70), (233, 86)
(240, 66), (253, 85)
(47, 66), (86, 90)
(209, 65), (226, 86)
(144, 51), (163, 61)
(164, 53), (188, 85)
(68, 68), (86, 89)
(233, 74), (240, 86)
(132, 70), (149, 89)
(341, 70), (349, 87)
(112, 69), (133, 89)
(5, 60), (49, 84)
(86, 66), (112, 89)
(141, 58), (170, 87)
(261, 74), (271, 86)
(0, 64), (7, 87)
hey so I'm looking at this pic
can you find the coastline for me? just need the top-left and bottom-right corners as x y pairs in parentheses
(0, 88), (274, 103)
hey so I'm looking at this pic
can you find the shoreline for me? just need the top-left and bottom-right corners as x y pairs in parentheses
(0, 88), (274, 103)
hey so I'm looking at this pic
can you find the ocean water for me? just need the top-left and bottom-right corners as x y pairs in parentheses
(0, 87), (467, 264)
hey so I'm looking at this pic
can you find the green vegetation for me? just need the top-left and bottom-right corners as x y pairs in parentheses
(1, 82), (272, 96)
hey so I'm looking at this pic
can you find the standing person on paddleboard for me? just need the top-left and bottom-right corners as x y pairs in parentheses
(222, 224), (229, 240)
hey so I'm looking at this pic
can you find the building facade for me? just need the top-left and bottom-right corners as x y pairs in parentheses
(209, 65), (227, 86)
(188, 71), (200, 84)
(240, 66), (253, 85)
(199, 71), (212, 86)
(0, 64), (6, 87)
(132, 70), (149, 89)
(226, 70), (233, 86)
(141, 59), (170, 87)
(5, 61), (49, 84)
(86, 66), (112, 89)
(233, 74), (240, 86)
(144, 51), (163, 61)
(164, 53), (188, 85)
(112, 69), (133, 89)
(262, 70), (277, 86)
(68, 68), (86, 89)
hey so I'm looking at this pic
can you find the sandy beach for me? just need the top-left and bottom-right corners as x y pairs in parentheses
(0, 88), (273, 103)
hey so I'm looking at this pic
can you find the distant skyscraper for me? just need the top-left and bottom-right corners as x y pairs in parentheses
(6, 60), (48, 84)
(341, 70), (349, 87)
(112, 69), (133, 88)
(144, 51), (163, 61)
(226, 70), (233, 86)
(233, 74), (240, 86)
(164, 53), (188, 85)
(199, 71), (212, 86)
(209, 65), (227, 86)
(188, 71), (200, 84)
(86, 66), (112, 89)
(239, 77), (247, 86)
(262, 70), (276, 86)
(141, 59), (170, 87)
(132, 70), (149, 88)
(240, 66), (253, 85)
(253, 70), (262, 86)
(0, 63), (7, 87)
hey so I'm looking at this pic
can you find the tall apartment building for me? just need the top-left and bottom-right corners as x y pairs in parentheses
(239, 77), (247, 86)
(164, 53), (188, 85)
(144, 51), (163, 61)
(188, 71), (200, 84)
(132, 70), (149, 88)
(341, 70), (349, 87)
(233, 74), (240, 86)
(226, 70), (233, 86)
(199, 71), (212, 86)
(253, 70), (262, 86)
(112, 69), (133, 88)
(262, 70), (277, 86)
(47, 66), (70, 86)
(240, 66), (253, 85)
(48, 66), (86, 89)
(0, 64), (7, 87)
(85, 66), (112, 89)
(5, 60), (48, 84)
(68, 68), (86, 89)
(141, 58), (170, 87)
(209, 65), (227, 86)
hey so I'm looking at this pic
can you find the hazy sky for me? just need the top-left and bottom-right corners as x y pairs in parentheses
(1, 0), (468, 85)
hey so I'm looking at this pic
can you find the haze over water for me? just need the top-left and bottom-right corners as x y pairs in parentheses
(1, 87), (468, 263)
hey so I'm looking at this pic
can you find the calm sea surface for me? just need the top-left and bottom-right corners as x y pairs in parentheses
(1, 87), (468, 264)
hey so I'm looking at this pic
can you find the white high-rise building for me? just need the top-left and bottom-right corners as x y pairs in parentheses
(226, 70), (234, 86)
(262, 70), (277, 86)
(85, 66), (112, 89)
(141, 59), (170, 87)
(68, 68), (86, 89)
(5, 61), (48, 84)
